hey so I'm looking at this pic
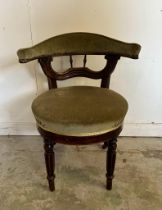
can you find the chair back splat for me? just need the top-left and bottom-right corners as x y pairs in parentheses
(17, 32), (141, 191)
(38, 54), (120, 89)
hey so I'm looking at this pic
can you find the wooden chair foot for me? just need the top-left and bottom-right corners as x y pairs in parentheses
(106, 178), (112, 190)
(48, 179), (55, 191)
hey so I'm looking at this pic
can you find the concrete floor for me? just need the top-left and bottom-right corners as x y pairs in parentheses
(0, 136), (162, 210)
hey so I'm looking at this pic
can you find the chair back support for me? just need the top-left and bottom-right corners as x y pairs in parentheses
(17, 32), (141, 89)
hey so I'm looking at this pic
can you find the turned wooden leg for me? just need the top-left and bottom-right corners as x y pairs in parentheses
(44, 138), (55, 191)
(106, 138), (117, 190)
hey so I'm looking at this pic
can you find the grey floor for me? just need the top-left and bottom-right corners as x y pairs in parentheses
(0, 136), (162, 210)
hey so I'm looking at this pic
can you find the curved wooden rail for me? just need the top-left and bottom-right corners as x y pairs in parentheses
(38, 54), (120, 89)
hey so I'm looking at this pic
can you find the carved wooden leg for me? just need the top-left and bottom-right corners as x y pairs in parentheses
(44, 138), (55, 191)
(106, 138), (117, 190)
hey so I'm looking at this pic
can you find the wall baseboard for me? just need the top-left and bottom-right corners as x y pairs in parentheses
(0, 122), (39, 135)
(0, 122), (161, 137)
(121, 123), (162, 137)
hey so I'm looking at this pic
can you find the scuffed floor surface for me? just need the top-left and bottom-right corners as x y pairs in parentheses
(0, 136), (162, 210)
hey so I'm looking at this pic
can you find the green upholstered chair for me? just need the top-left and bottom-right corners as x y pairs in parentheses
(17, 32), (141, 191)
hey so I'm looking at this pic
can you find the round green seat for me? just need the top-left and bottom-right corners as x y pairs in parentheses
(32, 86), (128, 137)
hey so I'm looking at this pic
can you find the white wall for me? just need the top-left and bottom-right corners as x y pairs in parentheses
(0, 0), (162, 136)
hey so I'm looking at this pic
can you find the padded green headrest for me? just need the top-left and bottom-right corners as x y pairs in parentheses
(17, 32), (141, 63)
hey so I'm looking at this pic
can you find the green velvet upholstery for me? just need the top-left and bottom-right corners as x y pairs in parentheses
(32, 86), (128, 137)
(17, 32), (141, 63)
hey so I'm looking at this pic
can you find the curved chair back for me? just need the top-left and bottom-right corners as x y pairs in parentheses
(17, 32), (141, 89)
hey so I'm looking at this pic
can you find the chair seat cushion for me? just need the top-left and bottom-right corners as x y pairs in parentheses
(32, 86), (128, 136)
